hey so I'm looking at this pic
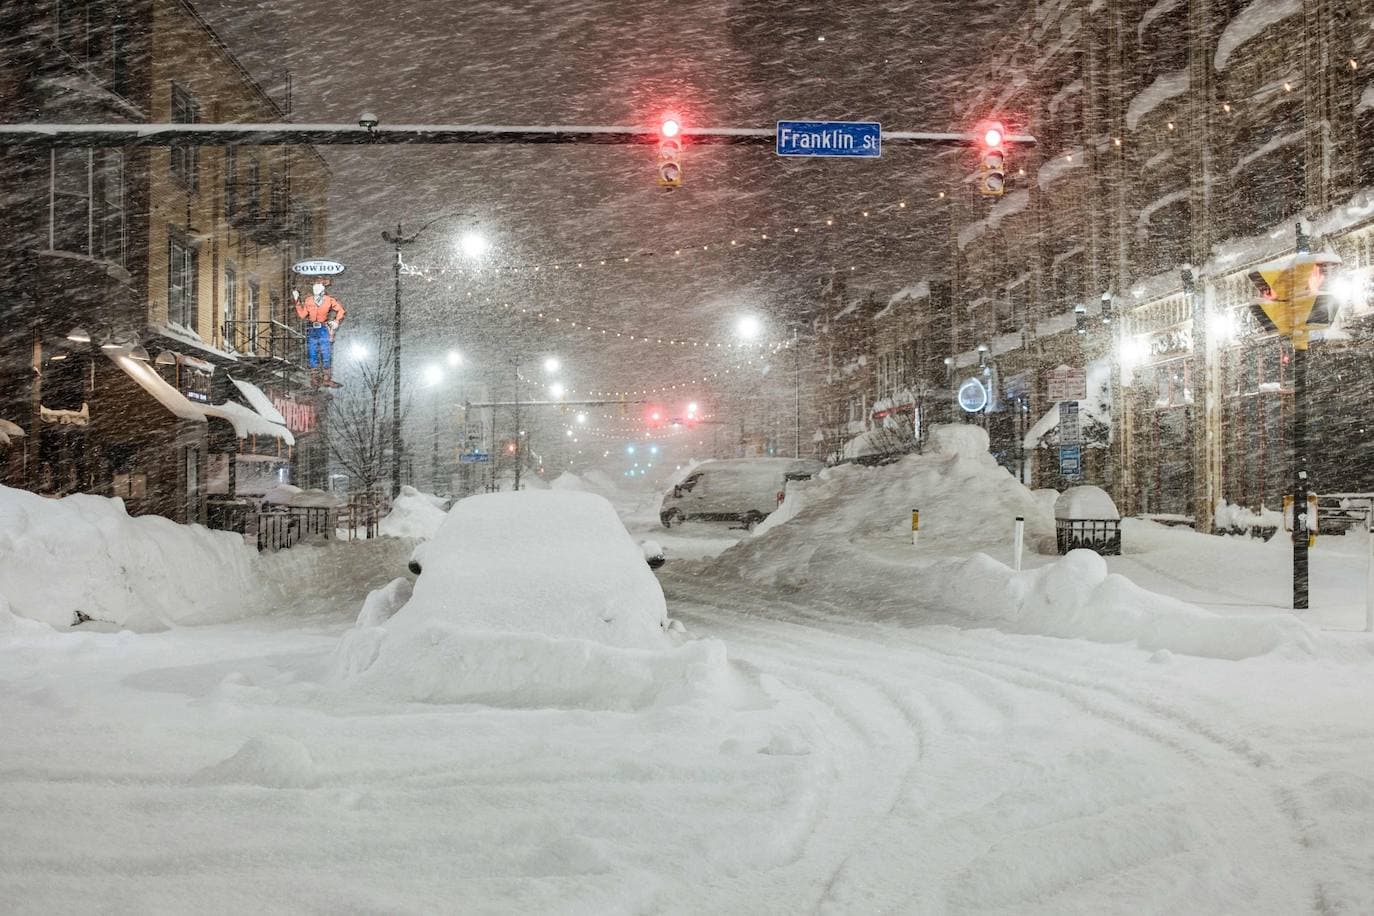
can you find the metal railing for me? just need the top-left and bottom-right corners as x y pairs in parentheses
(207, 499), (335, 551)
(339, 491), (387, 540)
(222, 318), (307, 369)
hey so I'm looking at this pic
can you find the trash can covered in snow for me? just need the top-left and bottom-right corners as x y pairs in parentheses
(1054, 486), (1122, 556)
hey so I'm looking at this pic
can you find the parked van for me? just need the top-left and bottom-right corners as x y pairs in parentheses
(659, 458), (823, 530)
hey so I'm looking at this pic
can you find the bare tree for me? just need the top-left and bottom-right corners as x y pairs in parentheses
(326, 344), (410, 494)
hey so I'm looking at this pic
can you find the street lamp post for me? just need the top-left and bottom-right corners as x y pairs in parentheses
(380, 216), (481, 498)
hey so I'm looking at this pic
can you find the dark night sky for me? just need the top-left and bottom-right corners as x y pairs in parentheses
(201, 0), (1010, 402)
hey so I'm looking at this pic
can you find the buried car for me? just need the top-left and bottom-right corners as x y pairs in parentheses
(659, 457), (823, 530)
(403, 490), (668, 648)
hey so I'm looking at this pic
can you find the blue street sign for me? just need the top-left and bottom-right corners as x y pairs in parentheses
(1058, 445), (1082, 478)
(776, 120), (881, 158)
(957, 377), (989, 413)
(459, 452), (490, 463)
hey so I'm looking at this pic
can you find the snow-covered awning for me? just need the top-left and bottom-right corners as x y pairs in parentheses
(108, 352), (208, 422)
(229, 377), (287, 425)
(1024, 399), (1110, 450)
(203, 401), (295, 446)
(0, 418), (25, 445)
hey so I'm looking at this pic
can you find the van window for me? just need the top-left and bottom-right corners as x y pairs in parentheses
(679, 473), (702, 493)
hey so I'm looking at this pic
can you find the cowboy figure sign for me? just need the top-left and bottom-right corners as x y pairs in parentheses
(292, 259), (347, 388)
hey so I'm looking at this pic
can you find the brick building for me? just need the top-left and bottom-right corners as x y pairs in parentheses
(0, 0), (331, 524)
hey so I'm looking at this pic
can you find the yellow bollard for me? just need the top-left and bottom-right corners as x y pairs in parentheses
(912, 508), (920, 548)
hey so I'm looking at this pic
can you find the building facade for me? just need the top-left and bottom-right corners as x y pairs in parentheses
(0, 0), (331, 525)
(809, 0), (1374, 530)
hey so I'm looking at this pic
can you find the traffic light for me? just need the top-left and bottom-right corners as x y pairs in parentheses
(645, 404), (666, 427)
(976, 122), (1007, 197)
(1247, 252), (1342, 348)
(658, 117), (683, 189)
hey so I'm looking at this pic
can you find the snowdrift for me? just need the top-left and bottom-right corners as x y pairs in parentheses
(338, 490), (733, 709)
(0, 485), (261, 629)
(377, 486), (448, 539)
(706, 425), (1314, 660)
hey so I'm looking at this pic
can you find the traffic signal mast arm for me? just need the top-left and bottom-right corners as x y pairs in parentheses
(0, 122), (1037, 148)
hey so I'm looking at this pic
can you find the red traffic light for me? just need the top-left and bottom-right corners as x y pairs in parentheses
(983, 125), (1004, 148)
(661, 117), (681, 138)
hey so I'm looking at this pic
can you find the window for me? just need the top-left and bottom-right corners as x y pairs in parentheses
(55, 1), (91, 62)
(168, 227), (198, 328)
(223, 263), (237, 343)
(49, 149), (124, 264)
(295, 211), (314, 260)
(247, 279), (260, 323)
(170, 84), (199, 189)
(244, 158), (260, 217)
(269, 171), (286, 217)
(224, 146), (238, 216)
(51, 149), (91, 254)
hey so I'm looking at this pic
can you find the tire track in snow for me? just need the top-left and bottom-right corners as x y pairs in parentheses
(667, 577), (1330, 913)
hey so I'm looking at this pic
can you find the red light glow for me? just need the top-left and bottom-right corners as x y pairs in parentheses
(661, 118), (681, 138)
(983, 126), (1004, 148)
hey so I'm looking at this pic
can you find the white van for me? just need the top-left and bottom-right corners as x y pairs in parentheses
(659, 458), (823, 530)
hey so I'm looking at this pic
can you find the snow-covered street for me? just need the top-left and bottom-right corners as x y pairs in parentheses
(4, 552), (1374, 913)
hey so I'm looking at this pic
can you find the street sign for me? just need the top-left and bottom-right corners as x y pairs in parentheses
(1059, 400), (1081, 445)
(776, 120), (881, 158)
(459, 452), (490, 463)
(1058, 445), (1082, 479)
(957, 377), (989, 413)
(1046, 365), (1087, 401)
(291, 258), (345, 276)
(464, 421), (484, 443)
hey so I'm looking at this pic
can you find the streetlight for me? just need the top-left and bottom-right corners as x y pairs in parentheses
(381, 213), (479, 497)
(447, 349), (463, 367)
(543, 356), (560, 374)
(457, 231), (488, 260)
(549, 382), (566, 399)
(350, 341), (369, 361)
(736, 314), (763, 341)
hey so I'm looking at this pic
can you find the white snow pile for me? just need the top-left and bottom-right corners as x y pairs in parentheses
(192, 736), (318, 789)
(0, 484), (260, 630)
(940, 550), (1312, 660)
(338, 490), (732, 709)
(703, 425), (1313, 660)
(377, 485), (448, 539)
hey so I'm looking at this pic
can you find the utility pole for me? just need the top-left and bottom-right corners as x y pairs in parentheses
(1292, 223), (1311, 610)
(381, 224), (407, 499)
(512, 357), (522, 492)
(793, 326), (802, 458)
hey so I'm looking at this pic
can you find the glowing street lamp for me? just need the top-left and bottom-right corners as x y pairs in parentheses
(549, 382), (566, 399)
(447, 349), (463, 366)
(457, 231), (489, 259)
(736, 315), (763, 340)
(422, 364), (444, 387)
(544, 356), (561, 374)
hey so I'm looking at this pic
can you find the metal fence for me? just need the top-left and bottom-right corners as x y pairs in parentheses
(208, 500), (336, 551)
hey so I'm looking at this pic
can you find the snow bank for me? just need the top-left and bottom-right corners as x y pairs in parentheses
(701, 425), (1313, 661)
(942, 550), (1312, 660)
(378, 486), (448, 539)
(338, 491), (730, 709)
(0, 485), (260, 629)
(1055, 486), (1120, 520)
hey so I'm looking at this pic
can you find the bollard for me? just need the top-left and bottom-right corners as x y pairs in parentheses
(1013, 516), (1024, 571)
(912, 508), (920, 548)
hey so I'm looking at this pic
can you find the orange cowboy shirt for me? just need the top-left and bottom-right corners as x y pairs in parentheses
(295, 293), (346, 324)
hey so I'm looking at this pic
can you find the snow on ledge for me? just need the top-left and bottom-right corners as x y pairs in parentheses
(1215, 0), (1301, 71)
(1126, 69), (1189, 130)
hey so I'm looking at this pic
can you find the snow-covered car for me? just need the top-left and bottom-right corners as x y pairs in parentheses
(659, 458), (824, 530)
(401, 490), (668, 647)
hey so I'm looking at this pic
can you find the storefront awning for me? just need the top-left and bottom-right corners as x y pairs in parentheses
(202, 401), (295, 446)
(1024, 399), (1110, 450)
(107, 352), (208, 423)
(107, 353), (292, 444)
(0, 417), (25, 446)
(229, 377), (287, 426)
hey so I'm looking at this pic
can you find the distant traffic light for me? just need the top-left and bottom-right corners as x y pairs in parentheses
(976, 122), (1007, 197)
(658, 117), (683, 189)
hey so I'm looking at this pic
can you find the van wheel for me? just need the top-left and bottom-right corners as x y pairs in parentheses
(661, 509), (683, 528)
